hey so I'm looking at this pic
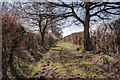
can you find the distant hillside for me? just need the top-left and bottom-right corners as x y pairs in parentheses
(63, 32), (84, 46)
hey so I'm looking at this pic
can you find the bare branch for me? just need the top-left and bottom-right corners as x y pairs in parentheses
(96, 15), (111, 20)
(71, 7), (84, 23)
(104, 10), (120, 15)
(90, 2), (105, 11)
(91, 6), (120, 17)
(49, 2), (70, 8)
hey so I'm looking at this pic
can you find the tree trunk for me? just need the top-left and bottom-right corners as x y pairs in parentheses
(41, 32), (45, 45)
(117, 33), (120, 55)
(83, 3), (91, 51)
(83, 21), (91, 51)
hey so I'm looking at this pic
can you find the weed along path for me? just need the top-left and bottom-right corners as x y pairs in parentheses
(28, 41), (117, 78)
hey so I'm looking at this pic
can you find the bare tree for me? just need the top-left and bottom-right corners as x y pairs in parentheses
(18, 2), (53, 45)
(48, 1), (120, 51)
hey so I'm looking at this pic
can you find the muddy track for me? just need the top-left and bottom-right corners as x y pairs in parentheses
(28, 41), (120, 78)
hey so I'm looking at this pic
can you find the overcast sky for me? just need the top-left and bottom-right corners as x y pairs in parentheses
(62, 25), (84, 37)
(62, 23), (99, 37)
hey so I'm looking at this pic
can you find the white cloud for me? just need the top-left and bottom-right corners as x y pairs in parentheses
(62, 26), (84, 37)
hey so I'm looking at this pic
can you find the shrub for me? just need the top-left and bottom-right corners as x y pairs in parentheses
(76, 46), (81, 51)
(90, 19), (120, 54)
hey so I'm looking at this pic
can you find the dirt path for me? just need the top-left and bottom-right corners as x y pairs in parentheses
(28, 41), (120, 78)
